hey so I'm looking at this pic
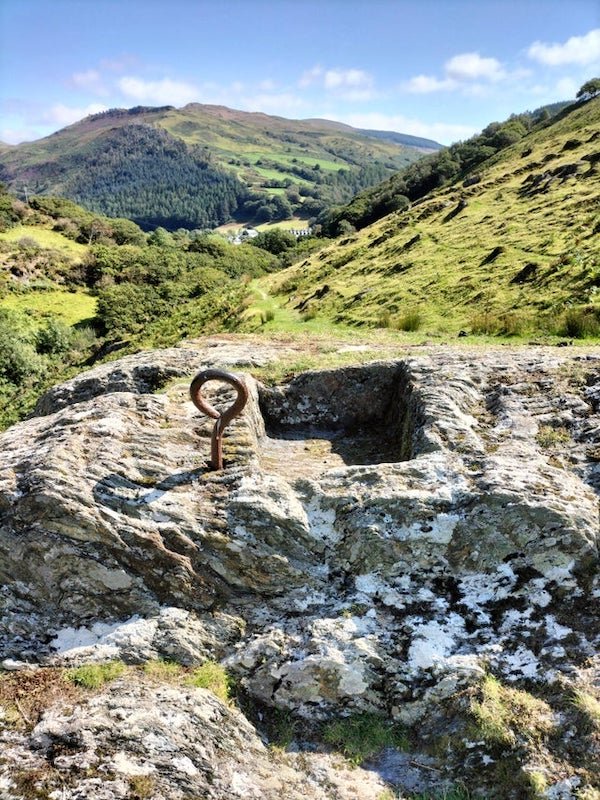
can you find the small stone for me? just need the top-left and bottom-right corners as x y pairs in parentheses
(1, 659), (37, 671)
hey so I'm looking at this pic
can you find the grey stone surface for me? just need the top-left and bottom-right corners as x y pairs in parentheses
(0, 677), (390, 799)
(1, 339), (599, 798)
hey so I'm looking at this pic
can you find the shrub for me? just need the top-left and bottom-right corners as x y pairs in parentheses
(18, 236), (40, 250)
(95, 284), (168, 335)
(0, 312), (45, 384)
(35, 318), (72, 355)
(559, 307), (600, 338)
(69, 325), (99, 356)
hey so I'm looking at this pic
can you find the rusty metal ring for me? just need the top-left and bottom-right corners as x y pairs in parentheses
(190, 369), (249, 470)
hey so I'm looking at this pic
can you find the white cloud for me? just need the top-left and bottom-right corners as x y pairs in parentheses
(405, 51), (507, 94)
(324, 68), (372, 89)
(337, 111), (478, 145)
(299, 65), (373, 93)
(239, 92), (307, 114)
(117, 76), (198, 105)
(71, 69), (108, 96)
(555, 76), (579, 97)
(339, 88), (378, 102)
(0, 127), (38, 145)
(527, 28), (600, 66)
(299, 65), (323, 88)
(100, 55), (139, 72)
(445, 52), (505, 82)
(405, 74), (455, 93)
(45, 103), (108, 126)
(527, 76), (580, 103)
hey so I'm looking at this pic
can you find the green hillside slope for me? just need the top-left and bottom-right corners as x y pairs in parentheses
(264, 97), (600, 338)
(317, 102), (572, 236)
(0, 105), (434, 230)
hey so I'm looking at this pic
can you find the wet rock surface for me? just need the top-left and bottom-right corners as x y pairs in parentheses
(0, 338), (599, 798)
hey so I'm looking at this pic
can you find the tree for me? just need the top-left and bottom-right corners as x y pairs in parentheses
(249, 228), (296, 255)
(147, 226), (173, 247)
(576, 78), (600, 101)
(0, 310), (45, 384)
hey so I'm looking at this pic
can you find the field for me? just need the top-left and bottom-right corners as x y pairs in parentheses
(214, 218), (311, 234)
(0, 225), (88, 257)
(0, 289), (96, 327)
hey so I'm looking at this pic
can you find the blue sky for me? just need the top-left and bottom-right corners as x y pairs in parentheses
(1, 0), (599, 145)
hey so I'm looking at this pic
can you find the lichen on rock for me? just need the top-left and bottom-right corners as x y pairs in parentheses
(0, 338), (598, 798)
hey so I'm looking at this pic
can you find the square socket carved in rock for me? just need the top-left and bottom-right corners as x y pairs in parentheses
(256, 363), (417, 477)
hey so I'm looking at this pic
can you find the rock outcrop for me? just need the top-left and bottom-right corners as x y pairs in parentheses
(1, 674), (390, 800)
(0, 338), (598, 798)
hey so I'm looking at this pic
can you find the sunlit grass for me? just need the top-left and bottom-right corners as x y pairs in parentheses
(0, 225), (88, 256)
(258, 100), (600, 340)
(66, 661), (126, 689)
(0, 289), (97, 326)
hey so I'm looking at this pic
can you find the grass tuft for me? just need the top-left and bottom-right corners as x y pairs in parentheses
(470, 674), (554, 748)
(559, 307), (600, 338)
(536, 425), (570, 449)
(322, 712), (408, 765)
(186, 660), (232, 702)
(128, 775), (156, 799)
(572, 689), (600, 730)
(410, 788), (474, 800)
(470, 311), (529, 336)
(65, 660), (126, 689)
(395, 309), (422, 331)
(143, 659), (183, 681)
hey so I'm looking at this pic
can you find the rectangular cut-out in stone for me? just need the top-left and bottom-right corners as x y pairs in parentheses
(256, 363), (419, 476)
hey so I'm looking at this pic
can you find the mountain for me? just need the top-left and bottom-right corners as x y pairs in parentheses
(356, 128), (442, 150)
(263, 97), (600, 337)
(0, 105), (438, 230)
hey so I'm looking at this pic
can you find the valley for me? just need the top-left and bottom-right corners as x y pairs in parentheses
(0, 104), (438, 231)
(0, 88), (599, 800)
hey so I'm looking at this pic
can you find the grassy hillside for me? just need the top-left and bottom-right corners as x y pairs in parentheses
(0, 105), (435, 230)
(261, 97), (600, 338)
(317, 101), (572, 236)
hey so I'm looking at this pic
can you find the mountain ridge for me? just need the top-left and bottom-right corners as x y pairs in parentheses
(0, 104), (436, 230)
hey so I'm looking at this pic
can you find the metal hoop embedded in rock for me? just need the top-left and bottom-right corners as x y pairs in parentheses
(190, 368), (249, 470)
